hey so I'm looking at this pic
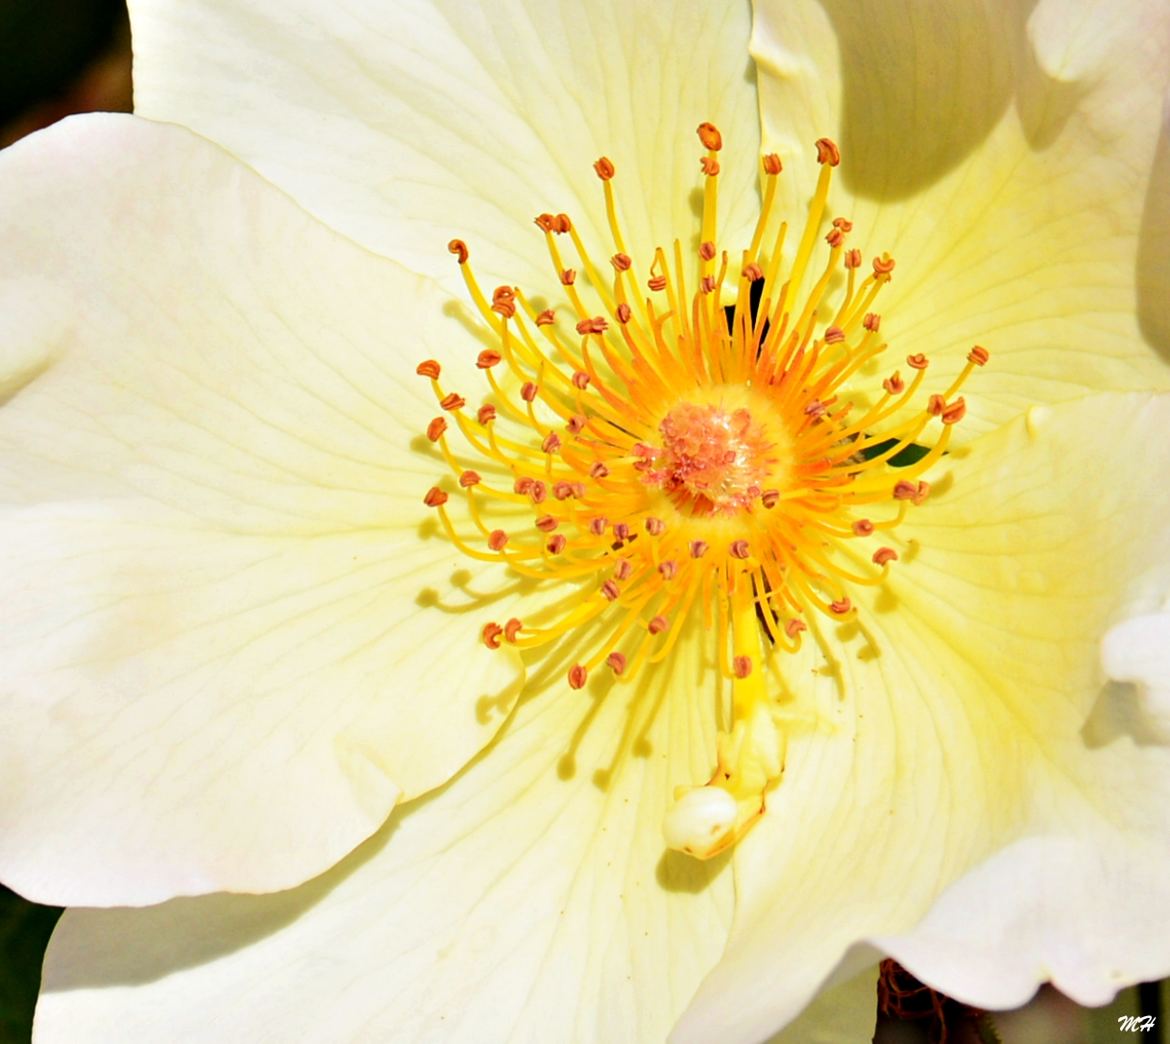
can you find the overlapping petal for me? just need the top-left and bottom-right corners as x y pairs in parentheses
(128, 0), (762, 296)
(752, 0), (1170, 439)
(0, 115), (525, 906)
(674, 393), (1170, 1040)
(37, 613), (732, 1043)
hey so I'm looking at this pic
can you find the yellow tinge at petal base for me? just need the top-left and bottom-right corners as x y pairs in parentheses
(417, 124), (989, 858)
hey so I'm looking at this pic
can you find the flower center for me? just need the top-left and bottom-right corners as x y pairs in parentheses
(417, 124), (987, 859)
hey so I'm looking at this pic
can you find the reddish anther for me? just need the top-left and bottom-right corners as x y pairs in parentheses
(482, 622), (503, 649)
(928, 394), (946, 417)
(815, 137), (841, 166)
(572, 371), (591, 390)
(906, 353), (929, 370)
(514, 477), (534, 494)
(535, 515), (558, 533)
(743, 262), (764, 282)
(553, 481), (574, 500)
(697, 122), (723, 151)
(553, 214), (572, 234)
(546, 534), (567, 554)
(832, 217), (854, 232)
(873, 547), (899, 566)
(530, 481), (547, 504)
(689, 540), (709, 558)
(416, 359), (441, 379)
(699, 156), (720, 176)
(488, 529), (509, 551)
(762, 152), (782, 175)
(594, 156), (615, 180)
(589, 517), (609, 536)
(568, 664), (588, 690)
(700, 276), (717, 294)
(883, 372), (904, 395)
(566, 415), (586, 435)
(541, 432), (562, 454)
(423, 486), (448, 508)
(601, 579), (620, 601)
(852, 518), (875, 536)
(648, 615), (669, 635)
(534, 213), (555, 232)
(447, 239), (469, 264)
(616, 303), (632, 324)
(606, 651), (628, 675)
(576, 316), (608, 335)
(659, 560), (678, 580)
(476, 349), (501, 369)
(648, 274), (668, 292)
(613, 558), (633, 581)
(761, 489), (780, 509)
(825, 228), (846, 248)
(829, 598), (852, 615)
(730, 540), (751, 559)
(699, 241), (717, 261)
(439, 392), (465, 411)
(645, 517), (666, 536)
(589, 461), (609, 478)
(459, 470), (481, 488)
(785, 618), (807, 638)
(894, 479), (931, 505)
(968, 345), (990, 366)
(521, 381), (539, 402)
(733, 655), (753, 679)
(872, 254), (896, 277)
(536, 309), (556, 326)
(844, 249), (862, 270)
(504, 618), (523, 642)
(611, 252), (632, 271)
(560, 268), (577, 286)
(824, 326), (845, 345)
(941, 397), (967, 425)
(476, 404), (497, 425)
(613, 522), (631, 542)
(426, 417), (448, 442)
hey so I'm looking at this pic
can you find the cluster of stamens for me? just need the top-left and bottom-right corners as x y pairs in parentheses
(418, 123), (987, 858)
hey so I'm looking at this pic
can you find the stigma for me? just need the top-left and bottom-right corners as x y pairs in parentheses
(418, 124), (987, 860)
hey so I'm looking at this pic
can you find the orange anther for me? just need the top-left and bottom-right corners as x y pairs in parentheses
(553, 214), (572, 234)
(589, 461), (609, 478)
(416, 359), (441, 379)
(699, 241), (717, 261)
(589, 517), (608, 536)
(534, 213), (556, 232)
(560, 268), (577, 286)
(700, 276), (717, 294)
(928, 394), (946, 416)
(832, 217), (854, 232)
(648, 615), (669, 635)
(873, 547), (899, 566)
(566, 414), (586, 435)
(541, 432), (562, 453)
(447, 239), (469, 264)
(894, 479), (931, 505)
(762, 152), (782, 175)
(733, 655), (753, 679)
(423, 486), (448, 508)
(476, 349), (501, 369)
(535, 515), (558, 532)
(645, 517), (666, 536)
(487, 529), (509, 551)
(815, 137), (841, 166)
(530, 481), (547, 504)
(648, 274), (667, 292)
(852, 518), (875, 536)
(697, 122), (723, 151)
(535, 309), (556, 326)
(439, 392), (465, 411)
(829, 598), (852, 614)
(613, 559), (633, 581)
(689, 539), (709, 558)
(567, 664), (588, 690)
(521, 381), (538, 402)
(547, 534), (567, 554)
(743, 262), (764, 282)
(883, 372), (904, 395)
(553, 481), (575, 500)
(941, 397), (967, 425)
(426, 417), (448, 442)
(613, 522), (631, 541)
(476, 404), (497, 424)
(968, 345), (990, 366)
(872, 253), (896, 277)
(593, 156), (615, 180)
(606, 651), (628, 675)
(572, 370), (591, 390)
(863, 312), (881, 332)
(482, 622), (503, 649)
(504, 618), (523, 642)
(699, 156), (721, 176)
(458, 470), (481, 488)
(730, 539), (750, 560)
(576, 316), (608, 335)
(906, 353), (929, 370)
(785, 618), (807, 638)
(600, 579), (620, 601)
(611, 252), (632, 271)
(844, 249), (862, 269)
(616, 303), (632, 324)
(824, 326), (845, 345)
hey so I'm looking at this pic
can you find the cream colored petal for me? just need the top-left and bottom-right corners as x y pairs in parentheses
(36, 616), (733, 1043)
(129, 0), (760, 296)
(751, 0), (1170, 439)
(0, 115), (523, 906)
(675, 393), (1170, 1040)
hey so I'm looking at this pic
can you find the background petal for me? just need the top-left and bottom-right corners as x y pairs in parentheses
(0, 114), (523, 906)
(751, 0), (1170, 439)
(129, 0), (761, 295)
(37, 616), (732, 1043)
(674, 393), (1170, 1040)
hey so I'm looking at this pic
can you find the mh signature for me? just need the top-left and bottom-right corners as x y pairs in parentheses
(1118, 1014), (1158, 1032)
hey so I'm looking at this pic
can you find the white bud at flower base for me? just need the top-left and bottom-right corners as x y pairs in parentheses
(663, 785), (739, 856)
